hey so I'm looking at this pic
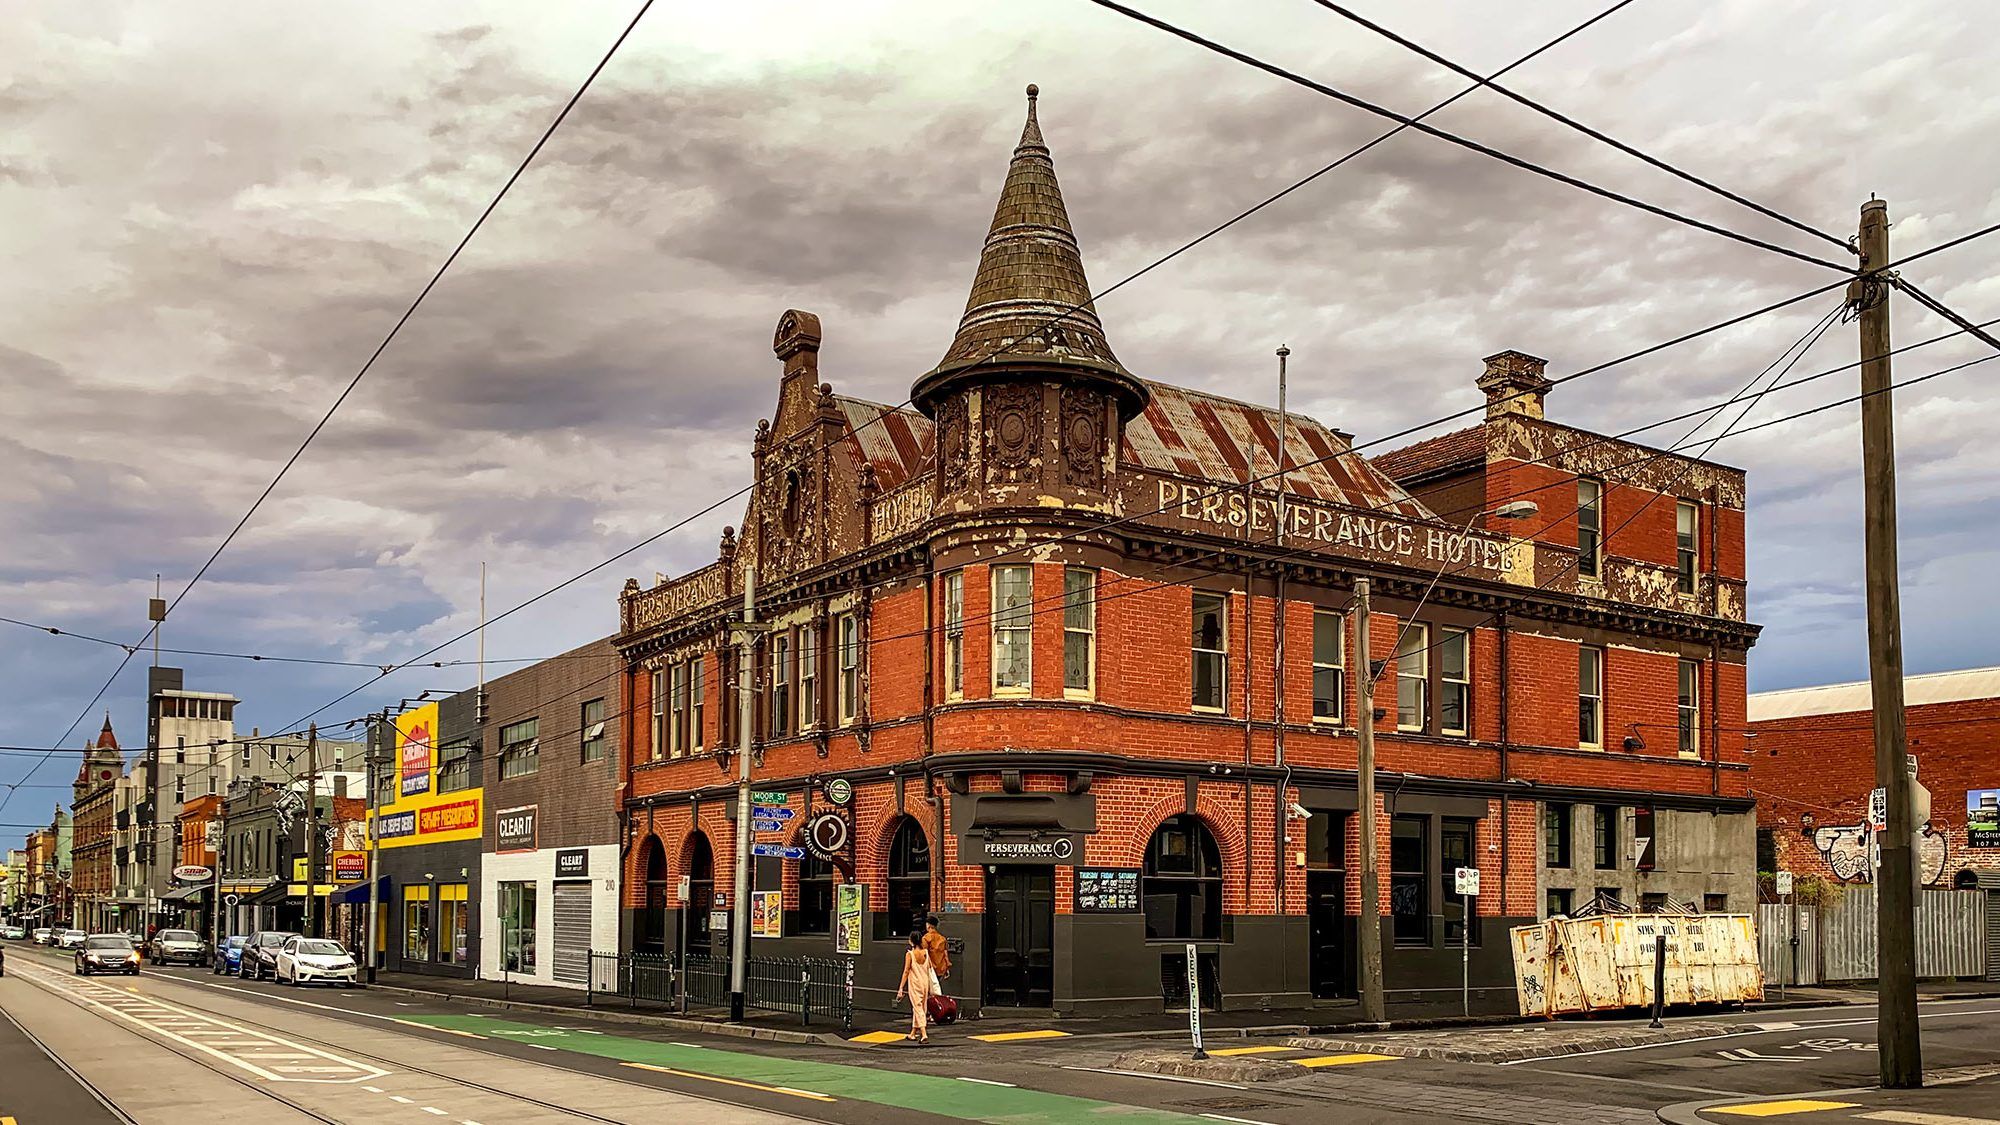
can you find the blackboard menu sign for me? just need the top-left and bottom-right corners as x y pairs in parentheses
(1075, 867), (1140, 913)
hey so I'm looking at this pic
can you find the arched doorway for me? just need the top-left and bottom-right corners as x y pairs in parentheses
(685, 833), (715, 953)
(1143, 814), (1224, 1010)
(639, 837), (668, 955)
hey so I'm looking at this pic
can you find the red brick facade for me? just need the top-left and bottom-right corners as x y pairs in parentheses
(1749, 669), (2000, 889)
(613, 90), (1759, 1015)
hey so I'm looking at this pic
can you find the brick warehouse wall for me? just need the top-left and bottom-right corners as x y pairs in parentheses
(1751, 693), (2000, 888)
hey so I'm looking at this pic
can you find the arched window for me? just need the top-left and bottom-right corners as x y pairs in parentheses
(639, 837), (668, 954)
(1143, 815), (1223, 941)
(685, 833), (715, 951)
(798, 849), (834, 935)
(886, 819), (931, 937)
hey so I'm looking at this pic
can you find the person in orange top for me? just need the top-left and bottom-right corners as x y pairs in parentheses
(922, 913), (951, 987)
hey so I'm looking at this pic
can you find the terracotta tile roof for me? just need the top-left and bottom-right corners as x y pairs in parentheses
(1371, 425), (1487, 483)
(836, 396), (934, 493)
(1122, 382), (1433, 519)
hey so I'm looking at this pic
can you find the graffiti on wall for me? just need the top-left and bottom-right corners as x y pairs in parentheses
(1806, 821), (1951, 886)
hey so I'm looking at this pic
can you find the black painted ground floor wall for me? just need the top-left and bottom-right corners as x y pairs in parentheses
(374, 840), (482, 978)
(621, 898), (1532, 1017)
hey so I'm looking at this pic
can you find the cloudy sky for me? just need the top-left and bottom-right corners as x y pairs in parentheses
(4, 0), (1997, 847)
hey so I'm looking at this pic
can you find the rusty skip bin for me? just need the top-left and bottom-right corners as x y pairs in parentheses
(1511, 912), (1764, 1018)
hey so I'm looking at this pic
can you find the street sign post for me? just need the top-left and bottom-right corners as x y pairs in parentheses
(1185, 942), (1206, 1060)
(751, 818), (788, 834)
(751, 844), (807, 860)
(1776, 870), (1795, 1000)
(751, 790), (788, 805)
(1455, 867), (1479, 1016)
(751, 805), (796, 821)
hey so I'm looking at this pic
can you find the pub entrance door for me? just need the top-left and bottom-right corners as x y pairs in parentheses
(983, 866), (1054, 1007)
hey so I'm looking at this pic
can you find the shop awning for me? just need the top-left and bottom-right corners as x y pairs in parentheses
(339, 876), (390, 905)
(243, 883), (291, 906)
(160, 885), (207, 903)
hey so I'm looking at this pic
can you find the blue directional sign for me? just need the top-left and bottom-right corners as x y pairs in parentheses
(750, 844), (807, 860)
(752, 805), (796, 821)
(751, 818), (788, 834)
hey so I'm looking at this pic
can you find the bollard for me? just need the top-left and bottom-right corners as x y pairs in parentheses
(1648, 934), (1667, 1029)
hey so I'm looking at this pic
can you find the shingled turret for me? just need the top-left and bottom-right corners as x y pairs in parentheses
(912, 85), (1148, 421)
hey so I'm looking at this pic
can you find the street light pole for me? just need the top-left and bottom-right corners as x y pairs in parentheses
(728, 565), (764, 1022)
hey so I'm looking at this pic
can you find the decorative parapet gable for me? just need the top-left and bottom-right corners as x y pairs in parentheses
(622, 562), (732, 638)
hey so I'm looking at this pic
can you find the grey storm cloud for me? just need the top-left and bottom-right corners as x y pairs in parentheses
(2, 0), (1999, 844)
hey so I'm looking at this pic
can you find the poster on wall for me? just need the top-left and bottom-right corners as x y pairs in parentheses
(1074, 868), (1140, 912)
(835, 883), (866, 955)
(751, 890), (783, 938)
(396, 703), (439, 798)
(1969, 789), (2000, 849)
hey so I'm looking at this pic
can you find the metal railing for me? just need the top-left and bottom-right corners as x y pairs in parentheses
(584, 950), (852, 1028)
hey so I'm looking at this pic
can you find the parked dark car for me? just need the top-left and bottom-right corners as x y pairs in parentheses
(241, 930), (300, 980)
(147, 929), (208, 966)
(75, 934), (140, 976)
(213, 935), (248, 975)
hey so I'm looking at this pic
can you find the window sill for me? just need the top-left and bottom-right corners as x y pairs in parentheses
(1063, 689), (1095, 702)
(1191, 706), (1227, 716)
(1578, 743), (1604, 752)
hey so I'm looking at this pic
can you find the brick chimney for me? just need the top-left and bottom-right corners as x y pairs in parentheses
(1478, 350), (1553, 420)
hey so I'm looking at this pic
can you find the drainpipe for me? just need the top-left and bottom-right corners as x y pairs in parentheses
(1497, 612), (1511, 918)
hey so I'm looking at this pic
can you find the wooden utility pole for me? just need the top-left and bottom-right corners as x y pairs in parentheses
(304, 724), (320, 939)
(1854, 197), (1921, 1088)
(1354, 579), (1385, 1024)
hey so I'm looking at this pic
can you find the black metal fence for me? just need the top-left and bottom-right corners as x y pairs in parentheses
(585, 950), (851, 1028)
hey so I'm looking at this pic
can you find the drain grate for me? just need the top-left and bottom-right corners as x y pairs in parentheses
(1174, 1097), (1275, 1111)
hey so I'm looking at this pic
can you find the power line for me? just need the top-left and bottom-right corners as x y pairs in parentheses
(1891, 277), (2000, 356)
(252, 2), (1653, 740)
(1083, 0), (1853, 273)
(1304, 0), (1849, 252)
(4, 1), (658, 821)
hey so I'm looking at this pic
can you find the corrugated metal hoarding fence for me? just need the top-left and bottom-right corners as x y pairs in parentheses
(1816, 887), (1986, 982)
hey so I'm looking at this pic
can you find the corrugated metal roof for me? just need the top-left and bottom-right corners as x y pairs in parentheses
(1372, 425), (1486, 483)
(836, 396), (934, 492)
(1748, 665), (2000, 721)
(1122, 382), (1433, 519)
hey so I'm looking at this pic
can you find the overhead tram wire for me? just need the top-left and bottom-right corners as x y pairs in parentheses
(1082, 0), (1853, 274)
(393, 299), (1970, 757)
(4, 0), (659, 821)
(309, 222), (2000, 747)
(256, 0), (1659, 737)
(1305, 0), (1849, 252)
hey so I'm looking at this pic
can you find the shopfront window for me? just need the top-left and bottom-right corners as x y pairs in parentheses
(886, 819), (931, 937)
(798, 851), (833, 935)
(1143, 815), (1223, 941)
(439, 883), (468, 965)
(500, 881), (536, 972)
(402, 886), (431, 961)
(1390, 815), (1428, 947)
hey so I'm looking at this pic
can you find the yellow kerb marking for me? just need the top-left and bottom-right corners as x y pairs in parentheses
(1295, 1053), (1400, 1067)
(1210, 1045), (1302, 1056)
(969, 1029), (1071, 1042)
(1710, 1101), (1862, 1118)
(849, 1030), (906, 1044)
(622, 1062), (835, 1101)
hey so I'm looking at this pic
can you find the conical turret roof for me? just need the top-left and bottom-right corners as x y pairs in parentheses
(95, 712), (118, 751)
(913, 85), (1147, 419)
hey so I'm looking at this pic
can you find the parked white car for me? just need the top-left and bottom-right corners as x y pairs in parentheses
(274, 937), (357, 987)
(54, 929), (87, 950)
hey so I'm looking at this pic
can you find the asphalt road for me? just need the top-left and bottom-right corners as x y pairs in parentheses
(6, 940), (1996, 1125)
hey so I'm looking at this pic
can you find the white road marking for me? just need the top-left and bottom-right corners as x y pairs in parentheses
(389, 1095), (413, 1104)
(1498, 1007), (2000, 1066)
(8, 963), (387, 1084)
(528, 1044), (557, 1051)
(957, 1077), (1016, 1087)
(1200, 1115), (1281, 1125)
(421, 1109), (449, 1117)
(363, 1086), (385, 1093)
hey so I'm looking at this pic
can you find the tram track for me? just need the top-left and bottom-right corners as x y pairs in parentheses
(8, 950), (821, 1125)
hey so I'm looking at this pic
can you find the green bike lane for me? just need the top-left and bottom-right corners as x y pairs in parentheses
(402, 1011), (1208, 1124)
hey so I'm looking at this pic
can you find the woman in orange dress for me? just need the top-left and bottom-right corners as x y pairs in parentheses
(892, 930), (933, 1042)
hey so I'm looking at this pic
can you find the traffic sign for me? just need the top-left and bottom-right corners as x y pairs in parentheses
(751, 790), (788, 805)
(751, 818), (788, 834)
(752, 805), (796, 821)
(751, 844), (807, 860)
(1869, 788), (1887, 830)
(677, 875), (691, 903)
(1454, 866), (1480, 896)
(1775, 871), (1794, 896)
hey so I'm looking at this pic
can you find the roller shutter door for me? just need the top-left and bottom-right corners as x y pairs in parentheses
(553, 882), (592, 986)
